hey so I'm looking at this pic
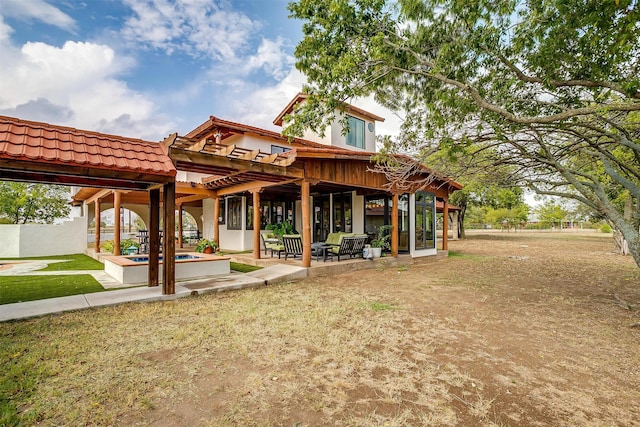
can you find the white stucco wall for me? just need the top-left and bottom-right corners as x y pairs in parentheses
(329, 112), (377, 152)
(0, 217), (87, 257)
(352, 193), (365, 234)
(226, 134), (294, 154)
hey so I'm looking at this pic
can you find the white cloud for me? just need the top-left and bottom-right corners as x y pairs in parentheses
(0, 36), (171, 140)
(225, 68), (307, 131)
(121, 0), (259, 61)
(0, 0), (76, 31)
(244, 37), (294, 80)
(0, 16), (13, 42)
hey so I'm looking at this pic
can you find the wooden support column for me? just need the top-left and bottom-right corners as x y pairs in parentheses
(148, 188), (160, 287)
(178, 205), (183, 248)
(252, 190), (261, 259)
(442, 197), (449, 251)
(163, 182), (176, 295)
(391, 193), (399, 257)
(213, 197), (220, 247)
(301, 180), (311, 267)
(94, 199), (101, 253)
(113, 191), (121, 255)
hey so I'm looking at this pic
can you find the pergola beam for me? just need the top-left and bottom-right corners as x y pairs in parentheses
(169, 147), (304, 179)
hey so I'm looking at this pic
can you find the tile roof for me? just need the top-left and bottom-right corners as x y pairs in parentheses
(273, 92), (386, 126)
(185, 115), (335, 150)
(0, 115), (176, 180)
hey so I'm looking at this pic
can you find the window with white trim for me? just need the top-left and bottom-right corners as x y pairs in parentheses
(345, 115), (365, 149)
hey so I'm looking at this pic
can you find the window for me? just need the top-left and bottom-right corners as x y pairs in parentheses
(414, 192), (435, 249)
(271, 145), (291, 154)
(333, 192), (352, 233)
(246, 197), (254, 230)
(364, 194), (410, 252)
(227, 197), (242, 230)
(345, 115), (365, 149)
(248, 199), (296, 230)
(218, 198), (225, 225)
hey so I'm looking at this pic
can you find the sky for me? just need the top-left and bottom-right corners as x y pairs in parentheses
(0, 0), (400, 142)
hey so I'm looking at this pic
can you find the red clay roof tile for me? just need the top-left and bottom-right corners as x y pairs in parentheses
(0, 115), (176, 178)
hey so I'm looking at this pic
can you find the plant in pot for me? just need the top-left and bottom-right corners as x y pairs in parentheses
(195, 238), (218, 254)
(369, 225), (392, 258)
(265, 221), (297, 241)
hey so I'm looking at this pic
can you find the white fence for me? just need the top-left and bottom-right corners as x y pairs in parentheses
(0, 217), (87, 257)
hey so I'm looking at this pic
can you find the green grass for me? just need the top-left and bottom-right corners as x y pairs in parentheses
(448, 250), (480, 259)
(0, 275), (105, 305)
(230, 262), (262, 273)
(0, 254), (103, 271)
(369, 302), (398, 311)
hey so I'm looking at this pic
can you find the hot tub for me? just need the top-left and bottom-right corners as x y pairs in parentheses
(103, 252), (230, 285)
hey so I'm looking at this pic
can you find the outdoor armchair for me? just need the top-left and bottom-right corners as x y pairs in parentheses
(261, 231), (284, 258)
(282, 234), (303, 260)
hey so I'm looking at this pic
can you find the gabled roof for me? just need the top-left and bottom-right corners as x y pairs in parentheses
(185, 115), (339, 151)
(0, 115), (176, 189)
(273, 92), (386, 127)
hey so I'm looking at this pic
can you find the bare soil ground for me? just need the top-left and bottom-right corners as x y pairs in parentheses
(3, 231), (640, 426)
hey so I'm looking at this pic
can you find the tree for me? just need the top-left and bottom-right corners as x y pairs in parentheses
(0, 182), (71, 224)
(535, 200), (569, 229)
(287, 0), (640, 267)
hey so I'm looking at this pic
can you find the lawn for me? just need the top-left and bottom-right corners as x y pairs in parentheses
(1, 232), (638, 426)
(0, 256), (262, 305)
(0, 275), (105, 305)
(0, 254), (104, 271)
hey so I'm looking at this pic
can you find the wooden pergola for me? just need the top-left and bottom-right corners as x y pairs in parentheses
(0, 116), (178, 294)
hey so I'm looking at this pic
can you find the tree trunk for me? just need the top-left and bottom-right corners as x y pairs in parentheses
(458, 199), (467, 238)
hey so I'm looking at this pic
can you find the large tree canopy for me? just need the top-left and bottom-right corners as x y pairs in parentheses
(287, 0), (640, 267)
(0, 182), (71, 224)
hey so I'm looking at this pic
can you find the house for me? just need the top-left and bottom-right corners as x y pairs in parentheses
(70, 94), (461, 267)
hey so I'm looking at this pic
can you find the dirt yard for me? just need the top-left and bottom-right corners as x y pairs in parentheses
(3, 231), (639, 426)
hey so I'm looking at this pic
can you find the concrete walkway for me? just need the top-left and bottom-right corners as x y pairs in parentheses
(0, 263), (308, 322)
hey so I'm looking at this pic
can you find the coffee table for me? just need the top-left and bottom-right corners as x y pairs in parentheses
(311, 243), (333, 262)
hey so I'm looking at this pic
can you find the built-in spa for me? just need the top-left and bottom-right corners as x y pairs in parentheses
(103, 252), (230, 285)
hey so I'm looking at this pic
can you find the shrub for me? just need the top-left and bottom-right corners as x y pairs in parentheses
(599, 223), (612, 233)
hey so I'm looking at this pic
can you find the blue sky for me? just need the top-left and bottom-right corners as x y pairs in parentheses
(0, 0), (396, 141)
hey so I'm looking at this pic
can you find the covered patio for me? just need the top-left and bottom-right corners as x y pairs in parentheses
(163, 130), (462, 268)
(0, 115), (178, 294)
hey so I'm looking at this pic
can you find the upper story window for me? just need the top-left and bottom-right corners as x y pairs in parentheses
(271, 145), (291, 154)
(345, 115), (365, 149)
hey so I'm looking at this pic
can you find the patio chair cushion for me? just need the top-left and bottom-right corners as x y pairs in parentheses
(325, 232), (354, 246)
(329, 234), (368, 261)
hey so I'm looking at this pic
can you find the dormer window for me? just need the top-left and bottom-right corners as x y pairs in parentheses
(346, 115), (365, 149)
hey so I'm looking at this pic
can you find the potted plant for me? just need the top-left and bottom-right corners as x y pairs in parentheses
(265, 221), (297, 241)
(195, 238), (218, 254)
(369, 225), (392, 258)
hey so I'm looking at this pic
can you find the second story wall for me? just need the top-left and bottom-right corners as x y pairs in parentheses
(330, 110), (377, 152)
(223, 133), (293, 154)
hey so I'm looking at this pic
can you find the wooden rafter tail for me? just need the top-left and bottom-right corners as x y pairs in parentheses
(257, 153), (278, 164)
(238, 149), (260, 161)
(183, 137), (208, 152)
(162, 132), (178, 147)
(273, 156), (296, 167)
(212, 144), (236, 156)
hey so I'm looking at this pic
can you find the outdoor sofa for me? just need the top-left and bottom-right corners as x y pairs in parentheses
(324, 232), (369, 261)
